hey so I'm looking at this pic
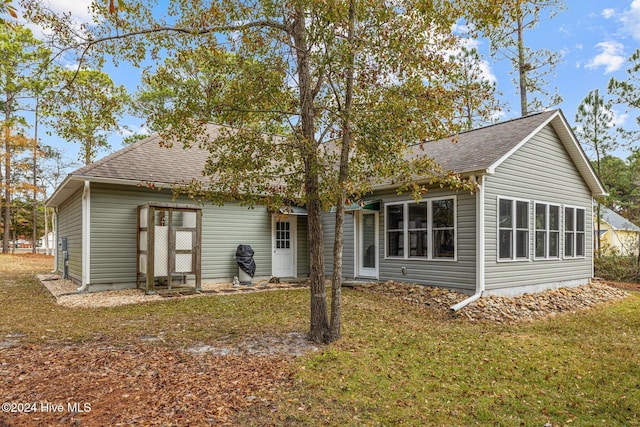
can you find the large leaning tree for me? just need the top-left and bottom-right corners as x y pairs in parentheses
(24, 0), (503, 343)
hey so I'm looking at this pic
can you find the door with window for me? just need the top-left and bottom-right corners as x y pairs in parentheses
(358, 211), (379, 278)
(272, 216), (296, 277)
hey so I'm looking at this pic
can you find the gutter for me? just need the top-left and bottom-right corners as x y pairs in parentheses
(451, 175), (485, 312)
(78, 180), (91, 292)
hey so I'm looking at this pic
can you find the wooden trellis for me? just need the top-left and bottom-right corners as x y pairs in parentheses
(136, 202), (202, 294)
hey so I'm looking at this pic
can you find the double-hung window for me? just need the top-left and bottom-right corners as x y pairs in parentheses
(535, 203), (560, 259)
(498, 198), (529, 261)
(385, 197), (456, 260)
(564, 206), (586, 258)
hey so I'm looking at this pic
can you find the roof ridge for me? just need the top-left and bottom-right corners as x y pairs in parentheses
(458, 109), (556, 137)
(411, 109), (558, 147)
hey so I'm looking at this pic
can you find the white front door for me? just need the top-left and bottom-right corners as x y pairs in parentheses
(272, 216), (296, 278)
(358, 211), (379, 278)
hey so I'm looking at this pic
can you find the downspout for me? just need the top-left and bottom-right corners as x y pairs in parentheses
(451, 175), (485, 312)
(78, 180), (90, 292)
(52, 209), (58, 273)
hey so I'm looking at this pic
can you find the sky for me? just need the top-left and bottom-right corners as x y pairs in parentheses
(11, 0), (640, 170)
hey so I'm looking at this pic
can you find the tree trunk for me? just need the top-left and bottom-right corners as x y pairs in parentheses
(328, 0), (357, 343)
(517, 10), (528, 116)
(0, 124), (4, 254)
(3, 93), (11, 253)
(292, 7), (329, 343)
(32, 95), (39, 253)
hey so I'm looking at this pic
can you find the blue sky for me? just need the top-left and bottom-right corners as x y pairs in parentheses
(16, 0), (640, 168)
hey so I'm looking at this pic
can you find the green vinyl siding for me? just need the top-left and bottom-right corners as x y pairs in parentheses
(323, 189), (476, 289)
(89, 184), (273, 286)
(56, 188), (83, 283)
(483, 124), (594, 291)
(297, 216), (310, 276)
(322, 212), (356, 278)
(378, 188), (477, 291)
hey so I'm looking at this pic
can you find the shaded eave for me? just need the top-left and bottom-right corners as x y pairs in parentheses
(46, 175), (175, 208)
(487, 110), (607, 198)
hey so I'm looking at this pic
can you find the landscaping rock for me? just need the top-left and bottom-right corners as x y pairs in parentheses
(355, 280), (632, 323)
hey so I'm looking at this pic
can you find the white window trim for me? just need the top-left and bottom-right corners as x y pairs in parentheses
(563, 205), (587, 260)
(533, 201), (561, 260)
(497, 196), (531, 262)
(384, 196), (457, 262)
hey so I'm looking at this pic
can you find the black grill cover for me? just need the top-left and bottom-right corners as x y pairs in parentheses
(235, 244), (256, 277)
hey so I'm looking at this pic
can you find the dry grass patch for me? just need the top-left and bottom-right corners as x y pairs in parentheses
(2, 254), (640, 426)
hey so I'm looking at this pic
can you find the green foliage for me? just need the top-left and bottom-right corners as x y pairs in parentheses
(121, 133), (148, 146)
(485, 0), (564, 115)
(595, 252), (640, 283)
(0, 24), (51, 253)
(574, 89), (617, 170)
(26, 0), (499, 206)
(608, 49), (640, 144)
(448, 47), (503, 130)
(597, 153), (640, 224)
(41, 68), (130, 165)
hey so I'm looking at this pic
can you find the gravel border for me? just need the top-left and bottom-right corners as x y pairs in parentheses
(36, 274), (308, 308)
(355, 280), (633, 323)
(37, 274), (634, 323)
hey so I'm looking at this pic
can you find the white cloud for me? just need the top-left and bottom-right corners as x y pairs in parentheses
(46, 0), (94, 23)
(477, 59), (497, 84)
(611, 109), (628, 128)
(17, 0), (94, 45)
(585, 41), (626, 73)
(621, 0), (640, 40)
(446, 38), (497, 84)
(602, 8), (616, 19)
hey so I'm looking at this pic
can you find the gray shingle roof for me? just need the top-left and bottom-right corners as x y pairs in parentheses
(48, 109), (605, 207)
(601, 206), (640, 232)
(71, 125), (222, 186)
(72, 111), (558, 184)
(410, 109), (557, 173)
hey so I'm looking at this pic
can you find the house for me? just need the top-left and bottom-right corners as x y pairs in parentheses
(596, 206), (640, 255)
(47, 109), (606, 305)
(47, 125), (310, 292)
(322, 109), (606, 307)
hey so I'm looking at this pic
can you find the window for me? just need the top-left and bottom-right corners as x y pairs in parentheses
(433, 199), (455, 258)
(275, 221), (291, 249)
(408, 203), (428, 257)
(385, 197), (456, 260)
(498, 198), (529, 261)
(564, 207), (586, 258)
(386, 204), (404, 257)
(535, 203), (560, 259)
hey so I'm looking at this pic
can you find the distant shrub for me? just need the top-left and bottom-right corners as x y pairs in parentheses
(595, 251), (640, 283)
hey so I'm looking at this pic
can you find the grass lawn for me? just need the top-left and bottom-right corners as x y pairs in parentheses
(2, 254), (640, 426)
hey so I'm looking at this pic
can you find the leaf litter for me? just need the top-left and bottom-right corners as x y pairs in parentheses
(0, 341), (298, 426)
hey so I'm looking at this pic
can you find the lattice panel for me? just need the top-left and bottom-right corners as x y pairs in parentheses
(175, 254), (193, 273)
(139, 230), (147, 251)
(175, 231), (193, 250)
